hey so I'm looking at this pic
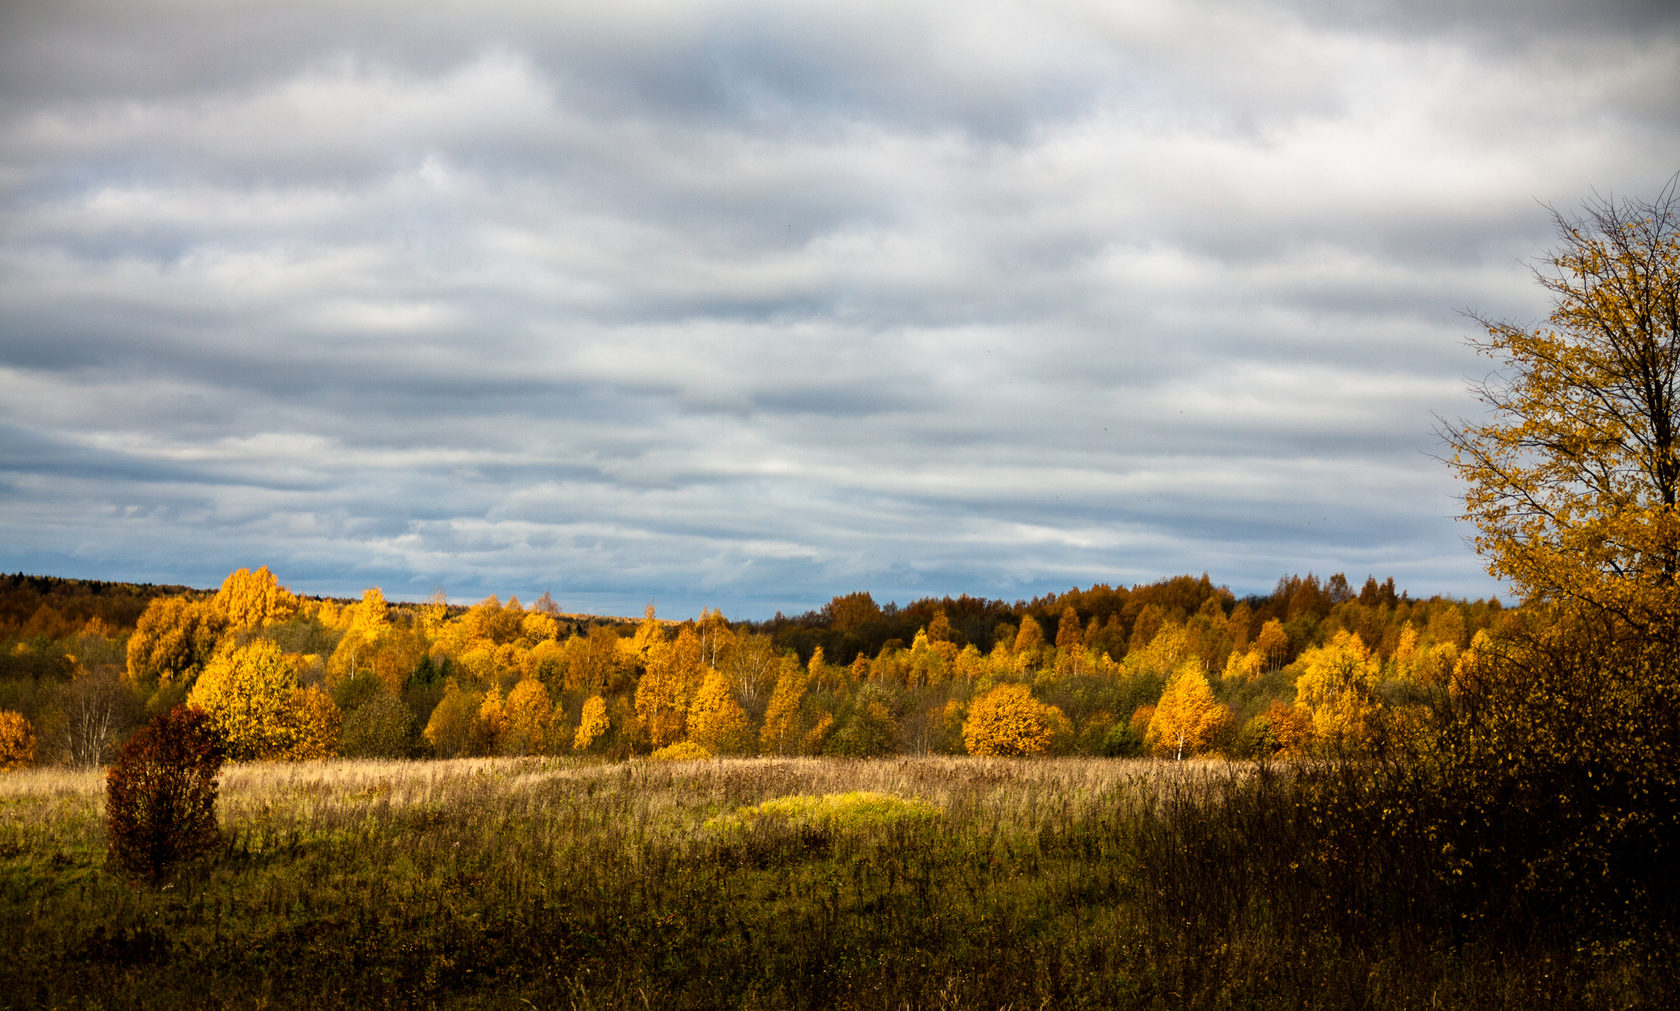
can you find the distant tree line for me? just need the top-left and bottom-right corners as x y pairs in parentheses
(0, 566), (1500, 769)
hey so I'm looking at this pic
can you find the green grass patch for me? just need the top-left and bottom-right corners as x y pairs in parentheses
(705, 790), (941, 834)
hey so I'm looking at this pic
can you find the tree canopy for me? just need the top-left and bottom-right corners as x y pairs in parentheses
(1447, 180), (1680, 626)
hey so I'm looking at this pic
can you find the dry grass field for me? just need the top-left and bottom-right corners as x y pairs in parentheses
(1, 756), (1670, 1009)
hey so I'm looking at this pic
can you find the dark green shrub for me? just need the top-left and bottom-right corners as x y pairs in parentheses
(1100, 719), (1145, 757)
(105, 705), (226, 882)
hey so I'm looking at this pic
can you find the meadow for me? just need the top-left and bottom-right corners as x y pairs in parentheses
(1, 756), (1671, 1010)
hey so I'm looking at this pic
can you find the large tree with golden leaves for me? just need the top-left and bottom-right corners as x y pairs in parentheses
(188, 640), (338, 761)
(1292, 630), (1381, 753)
(1445, 181), (1680, 625)
(211, 566), (297, 630)
(962, 683), (1063, 757)
(1146, 665), (1230, 760)
(1434, 182), (1680, 916)
(686, 670), (755, 755)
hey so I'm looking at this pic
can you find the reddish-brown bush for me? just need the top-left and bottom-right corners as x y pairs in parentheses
(105, 705), (226, 882)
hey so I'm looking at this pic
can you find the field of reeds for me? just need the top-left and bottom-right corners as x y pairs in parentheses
(1, 756), (1672, 1009)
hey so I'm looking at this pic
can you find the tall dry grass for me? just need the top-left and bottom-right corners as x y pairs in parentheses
(0, 755), (1670, 1009)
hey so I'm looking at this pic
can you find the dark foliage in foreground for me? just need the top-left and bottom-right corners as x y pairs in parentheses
(104, 705), (226, 882)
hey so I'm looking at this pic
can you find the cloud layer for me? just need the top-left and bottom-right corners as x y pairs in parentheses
(3, 0), (1678, 616)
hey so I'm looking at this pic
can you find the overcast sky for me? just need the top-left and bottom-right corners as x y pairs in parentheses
(2, 1), (1678, 619)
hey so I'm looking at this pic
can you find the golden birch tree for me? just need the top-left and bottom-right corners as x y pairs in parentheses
(211, 566), (297, 630)
(187, 640), (305, 761)
(1146, 665), (1230, 760)
(125, 596), (224, 689)
(1445, 182), (1680, 624)
(962, 683), (1063, 757)
(287, 684), (341, 760)
(573, 694), (609, 752)
(759, 663), (809, 756)
(500, 678), (554, 755)
(686, 669), (754, 755)
(1292, 630), (1381, 752)
(423, 679), (480, 758)
(636, 627), (704, 749)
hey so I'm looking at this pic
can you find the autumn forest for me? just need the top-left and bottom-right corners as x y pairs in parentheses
(0, 566), (1498, 771)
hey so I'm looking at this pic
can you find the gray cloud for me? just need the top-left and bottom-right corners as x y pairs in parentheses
(2, 0), (1677, 616)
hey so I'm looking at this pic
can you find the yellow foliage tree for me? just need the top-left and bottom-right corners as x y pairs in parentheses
(800, 713), (835, 756)
(1391, 621), (1459, 688)
(1389, 623), (1421, 676)
(906, 629), (955, 687)
(759, 665), (809, 756)
(629, 604), (664, 657)
(1124, 623), (1198, 680)
(1264, 700), (1314, 757)
(1054, 605), (1082, 651)
(951, 644), (987, 682)
(805, 644), (829, 686)
(519, 611), (561, 644)
(1292, 630), (1382, 752)
(324, 587), (395, 686)
(125, 596), (224, 688)
(1221, 646), (1265, 683)
(560, 625), (630, 694)
(211, 566), (297, 630)
(1147, 666), (1231, 760)
(472, 685), (506, 756)
(636, 627), (704, 748)
(287, 684), (341, 761)
(695, 608), (734, 669)
(187, 640), (306, 761)
(419, 588), (449, 634)
(348, 587), (389, 637)
(1254, 619), (1289, 671)
(573, 694), (609, 752)
(687, 670), (755, 755)
(424, 679), (480, 758)
(934, 698), (967, 753)
(1012, 615), (1045, 655)
(1446, 185), (1680, 625)
(650, 740), (712, 762)
(0, 710), (36, 770)
(462, 595), (521, 645)
(499, 678), (554, 755)
(962, 683), (1063, 757)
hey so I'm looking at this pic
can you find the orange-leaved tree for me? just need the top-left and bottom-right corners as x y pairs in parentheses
(962, 683), (1064, 757)
(0, 710), (36, 770)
